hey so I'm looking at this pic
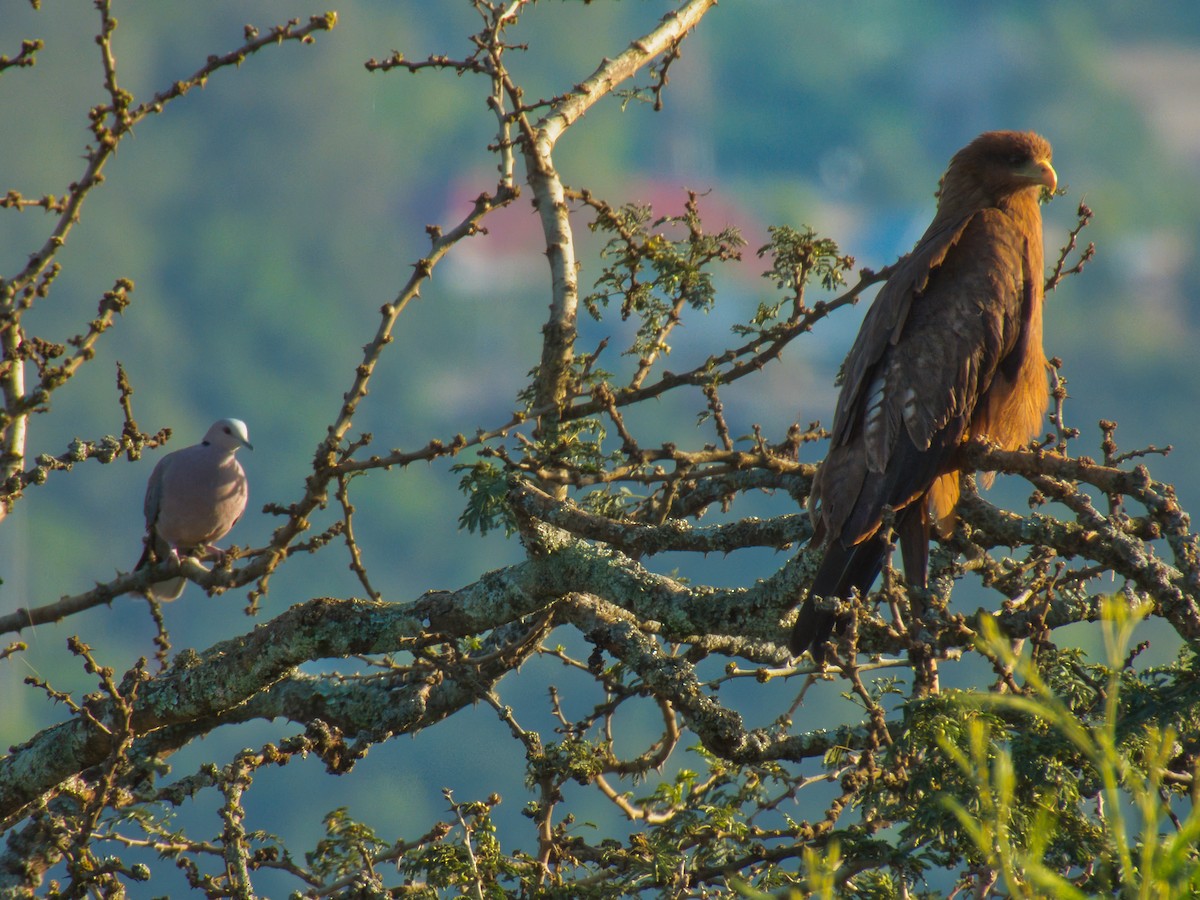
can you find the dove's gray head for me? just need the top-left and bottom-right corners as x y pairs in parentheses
(202, 418), (253, 452)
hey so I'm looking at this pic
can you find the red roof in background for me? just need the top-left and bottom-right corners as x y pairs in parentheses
(439, 174), (769, 293)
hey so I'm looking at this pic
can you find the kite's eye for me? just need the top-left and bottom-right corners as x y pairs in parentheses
(1008, 153), (1030, 167)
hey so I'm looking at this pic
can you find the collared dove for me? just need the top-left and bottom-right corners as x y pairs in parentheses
(135, 418), (252, 601)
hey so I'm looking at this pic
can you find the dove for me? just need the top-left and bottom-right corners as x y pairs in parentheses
(135, 418), (252, 600)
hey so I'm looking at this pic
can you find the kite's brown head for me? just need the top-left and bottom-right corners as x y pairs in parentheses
(936, 130), (1057, 212)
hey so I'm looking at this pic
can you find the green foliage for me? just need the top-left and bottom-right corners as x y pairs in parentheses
(925, 598), (1200, 897)
(801, 841), (843, 900)
(578, 485), (638, 519)
(583, 195), (745, 361)
(738, 225), (855, 334)
(304, 795), (520, 898)
(455, 460), (516, 536)
(545, 418), (616, 476)
(759, 225), (854, 296)
(528, 736), (608, 787)
(306, 807), (389, 882)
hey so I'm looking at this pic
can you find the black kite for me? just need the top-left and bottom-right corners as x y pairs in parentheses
(791, 130), (1057, 662)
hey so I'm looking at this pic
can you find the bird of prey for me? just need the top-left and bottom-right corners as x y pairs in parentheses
(136, 418), (252, 601)
(791, 131), (1057, 662)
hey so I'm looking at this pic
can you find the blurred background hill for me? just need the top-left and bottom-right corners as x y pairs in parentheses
(2, 1), (1199, 891)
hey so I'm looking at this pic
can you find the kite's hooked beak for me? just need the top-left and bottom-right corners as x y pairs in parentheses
(1020, 158), (1057, 194)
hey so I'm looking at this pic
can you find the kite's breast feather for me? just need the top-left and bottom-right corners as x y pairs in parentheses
(971, 200), (1050, 455)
